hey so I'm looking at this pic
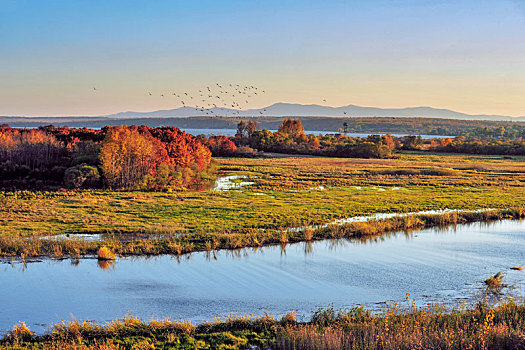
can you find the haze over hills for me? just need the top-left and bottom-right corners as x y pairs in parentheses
(101, 103), (524, 121)
(2, 103), (524, 124)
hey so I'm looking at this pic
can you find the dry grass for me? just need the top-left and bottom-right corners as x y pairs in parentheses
(0, 207), (524, 260)
(3, 301), (525, 349)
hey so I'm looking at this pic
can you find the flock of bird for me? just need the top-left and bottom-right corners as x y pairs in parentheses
(92, 84), (341, 117)
(148, 83), (267, 116)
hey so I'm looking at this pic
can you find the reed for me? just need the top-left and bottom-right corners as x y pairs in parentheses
(0, 207), (524, 260)
(484, 272), (505, 291)
(3, 301), (525, 349)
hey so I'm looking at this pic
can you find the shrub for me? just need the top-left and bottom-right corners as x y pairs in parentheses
(97, 246), (116, 261)
(3, 322), (34, 342)
(64, 163), (101, 189)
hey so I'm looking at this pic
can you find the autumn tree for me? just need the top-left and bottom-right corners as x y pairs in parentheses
(278, 119), (305, 138)
(0, 125), (211, 190)
(147, 127), (211, 172)
(0, 128), (66, 169)
(99, 127), (159, 189)
(199, 135), (237, 156)
(401, 135), (423, 150)
(235, 120), (259, 144)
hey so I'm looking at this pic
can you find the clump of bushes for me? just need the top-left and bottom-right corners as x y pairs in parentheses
(225, 119), (397, 159)
(64, 163), (101, 188)
(484, 272), (506, 293)
(3, 322), (34, 343)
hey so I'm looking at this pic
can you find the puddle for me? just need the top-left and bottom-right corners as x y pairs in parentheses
(213, 175), (255, 191)
(287, 208), (496, 232)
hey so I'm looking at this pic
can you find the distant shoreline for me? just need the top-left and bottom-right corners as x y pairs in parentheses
(2, 116), (524, 137)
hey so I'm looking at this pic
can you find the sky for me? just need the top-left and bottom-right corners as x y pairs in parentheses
(1, 0), (524, 117)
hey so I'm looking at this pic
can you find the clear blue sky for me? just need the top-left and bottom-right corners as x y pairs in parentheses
(1, 0), (524, 116)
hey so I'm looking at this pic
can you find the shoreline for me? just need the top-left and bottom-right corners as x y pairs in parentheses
(2, 300), (524, 348)
(2, 207), (523, 261)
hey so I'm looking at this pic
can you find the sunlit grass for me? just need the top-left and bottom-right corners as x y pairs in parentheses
(2, 300), (525, 349)
(1, 153), (524, 259)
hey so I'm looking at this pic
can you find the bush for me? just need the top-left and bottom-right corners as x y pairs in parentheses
(3, 322), (34, 342)
(64, 164), (101, 189)
(97, 246), (116, 260)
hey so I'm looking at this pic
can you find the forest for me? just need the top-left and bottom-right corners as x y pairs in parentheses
(0, 125), (212, 190)
(202, 119), (525, 158)
(0, 120), (397, 190)
(2, 118), (525, 190)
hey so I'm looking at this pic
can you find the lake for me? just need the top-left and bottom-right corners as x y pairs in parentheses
(1, 220), (523, 334)
(180, 128), (454, 139)
(14, 126), (455, 139)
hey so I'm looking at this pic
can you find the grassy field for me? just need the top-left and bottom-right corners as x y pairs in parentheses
(1, 152), (524, 258)
(2, 300), (524, 349)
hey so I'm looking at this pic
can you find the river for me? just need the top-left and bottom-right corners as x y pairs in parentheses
(1, 219), (523, 334)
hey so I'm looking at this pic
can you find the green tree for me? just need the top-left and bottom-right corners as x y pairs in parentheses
(64, 164), (101, 188)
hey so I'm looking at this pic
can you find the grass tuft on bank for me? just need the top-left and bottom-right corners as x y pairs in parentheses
(2, 300), (525, 349)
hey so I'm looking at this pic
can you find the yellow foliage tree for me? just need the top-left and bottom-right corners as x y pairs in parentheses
(99, 127), (156, 189)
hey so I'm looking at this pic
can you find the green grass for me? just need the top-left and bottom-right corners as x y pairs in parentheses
(1, 152), (524, 258)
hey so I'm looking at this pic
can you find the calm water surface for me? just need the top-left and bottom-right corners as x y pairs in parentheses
(2, 220), (524, 333)
(181, 128), (454, 139)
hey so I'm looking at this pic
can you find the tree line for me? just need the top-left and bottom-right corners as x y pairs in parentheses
(199, 119), (525, 158)
(426, 136), (525, 156)
(0, 125), (212, 190)
(2, 119), (523, 190)
(198, 119), (398, 159)
(12, 116), (525, 139)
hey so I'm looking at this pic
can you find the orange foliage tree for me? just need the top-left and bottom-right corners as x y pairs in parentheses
(278, 119), (305, 138)
(0, 128), (66, 169)
(100, 126), (212, 190)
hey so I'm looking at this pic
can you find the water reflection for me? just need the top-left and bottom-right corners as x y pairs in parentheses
(111, 220), (524, 266)
(303, 241), (313, 256)
(2, 219), (524, 335)
(10, 220), (524, 273)
(97, 259), (116, 271)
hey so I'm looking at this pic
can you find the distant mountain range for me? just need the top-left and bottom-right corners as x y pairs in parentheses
(2, 103), (524, 124)
(100, 103), (525, 121)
